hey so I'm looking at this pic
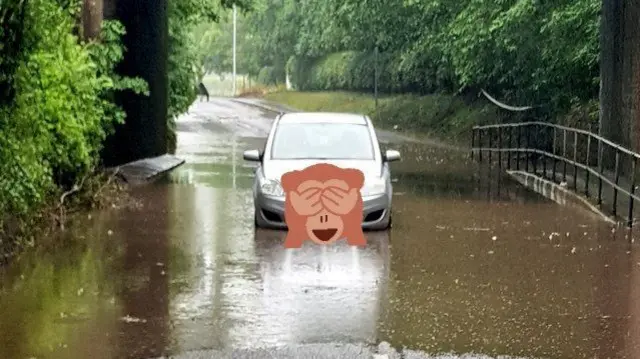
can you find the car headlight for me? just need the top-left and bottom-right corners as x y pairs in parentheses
(260, 179), (285, 197)
(361, 179), (386, 196)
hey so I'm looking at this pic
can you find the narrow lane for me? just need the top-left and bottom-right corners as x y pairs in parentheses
(0, 98), (637, 359)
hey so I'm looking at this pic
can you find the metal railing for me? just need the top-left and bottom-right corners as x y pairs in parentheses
(470, 121), (640, 228)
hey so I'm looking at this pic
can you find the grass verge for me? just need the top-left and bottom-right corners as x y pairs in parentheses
(262, 90), (499, 144)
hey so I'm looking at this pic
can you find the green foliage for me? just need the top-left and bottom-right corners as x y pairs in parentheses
(288, 51), (399, 93)
(191, 0), (297, 79)
(256, 66), (279, 85)
(264, 90), (497, 141)
(167, 0), (252, 152)
(167, 1), (201, 152)
(444, 0), (600, 109)
(86, 20), (149, 138)
(192, 11), (261, 76)
(216, 0), (600, 119)
(0, 0), (146, 237)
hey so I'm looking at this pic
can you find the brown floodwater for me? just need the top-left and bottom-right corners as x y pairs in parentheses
(0, 99), (637, 359)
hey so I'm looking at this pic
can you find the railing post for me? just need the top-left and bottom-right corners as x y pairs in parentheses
(542, 126), (547, 179)
(562, 129), (567, 182)
(497, 127), (502, 169)
(478, 129), (483, 162)
(628, 157), (637, 228)
(516, 126), (521, 171)
(585, 135), (591, 197)
(598, 142), (604, 206)
(552, 127), (557, 180)
(526, 125), (531, 172)
(573, 131), (578, 190)
(613, 150), (621, 216)
(507, 127), (512, 170)
(471, 128), (475, 160)
(488, 128), (493, 164)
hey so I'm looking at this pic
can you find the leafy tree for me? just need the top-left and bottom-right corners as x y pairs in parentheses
(231, 0), (601, 116)
(0, 0), (146, 240)
(166, 0), (251, 151)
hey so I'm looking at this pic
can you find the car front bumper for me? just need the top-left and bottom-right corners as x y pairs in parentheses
(254, 191), (391, 230)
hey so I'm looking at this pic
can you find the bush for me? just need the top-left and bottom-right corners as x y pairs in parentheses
(264, 90), (498, 141)
(286, 56), (312, 90)
(375, 94), (496, 138)
(167, 0), (199, 153)
(257, 66), (280, 85)
(287, 51), (420, 93)
(0, 1), (146, 239)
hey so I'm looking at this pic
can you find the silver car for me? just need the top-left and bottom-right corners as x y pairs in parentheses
(243, 112), (401, 230)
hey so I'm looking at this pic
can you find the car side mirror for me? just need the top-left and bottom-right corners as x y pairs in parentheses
(243, 149), (262, 162)
(383, 149), (401, 162)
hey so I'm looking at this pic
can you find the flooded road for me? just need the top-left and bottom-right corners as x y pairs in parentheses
(0, 97), (639, 359)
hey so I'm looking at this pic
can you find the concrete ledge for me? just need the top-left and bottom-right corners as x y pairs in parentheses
(111, 154), (185, 185)
(507, 170), (616, 225)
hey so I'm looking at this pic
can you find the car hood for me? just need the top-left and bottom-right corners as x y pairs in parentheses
(263, 160), (382, 182)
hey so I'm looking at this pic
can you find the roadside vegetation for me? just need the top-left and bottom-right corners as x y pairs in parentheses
(201, 0), (600, 135)
(0, 2), (146, 257)
(166, 0), (250, 152)
(0, 0), (244, 258)
(263, 91), (496, 143)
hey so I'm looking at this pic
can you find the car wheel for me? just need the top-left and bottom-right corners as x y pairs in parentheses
(254, 209), (260, 228)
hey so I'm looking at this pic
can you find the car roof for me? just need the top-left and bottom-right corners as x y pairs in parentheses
(277, 112), (368, 125)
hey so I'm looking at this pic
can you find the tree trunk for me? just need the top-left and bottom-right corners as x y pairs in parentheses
(81, 0), (103, 41)
(624, 0), (640, 153)
(600, 0), (640, 165)
(599, 0), (624, 149)
(620, 0), (640, 152)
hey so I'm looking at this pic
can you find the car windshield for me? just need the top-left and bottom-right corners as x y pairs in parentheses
(270, 122), (375, 160)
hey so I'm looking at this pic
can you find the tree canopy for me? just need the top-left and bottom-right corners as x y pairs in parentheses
(197, 0), (600, 114)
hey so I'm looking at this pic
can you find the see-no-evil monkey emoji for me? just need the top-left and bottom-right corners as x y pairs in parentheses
(281, 163), (366, 248)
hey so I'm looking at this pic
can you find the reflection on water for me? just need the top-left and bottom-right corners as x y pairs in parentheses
(248, 229), (389, 346)
(380, 147), (640, 359)
(113, 185), (171, 359)
(0, 214), (122, 359)
(0, 182), (390, 359)
(164, 181), (390, 352)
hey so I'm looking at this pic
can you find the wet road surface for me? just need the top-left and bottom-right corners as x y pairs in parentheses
(0, 97), (639, 359)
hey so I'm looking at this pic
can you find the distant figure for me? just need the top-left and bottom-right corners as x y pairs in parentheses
(197, 82), (209, 102)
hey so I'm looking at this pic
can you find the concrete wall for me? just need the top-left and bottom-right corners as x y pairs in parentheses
(101, 0), (169, 166)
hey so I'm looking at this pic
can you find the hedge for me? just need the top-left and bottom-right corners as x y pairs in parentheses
(285, 51), (455, 94)
(256, 65), (286, 86)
